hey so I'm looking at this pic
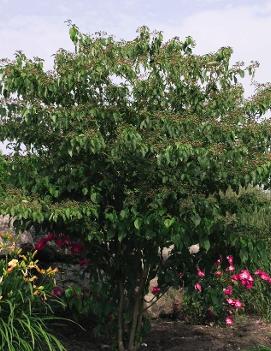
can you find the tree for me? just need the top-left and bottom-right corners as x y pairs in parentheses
(0, 152), (7, 197)
(1, 25), (271, 350)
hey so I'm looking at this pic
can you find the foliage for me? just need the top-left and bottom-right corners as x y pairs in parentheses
(183, 255), (271, 326)
(0, 241), (65, 351)
(1, 25), (271, 350)
(0, 152), (7, 196)
(180, 187), (271, 323)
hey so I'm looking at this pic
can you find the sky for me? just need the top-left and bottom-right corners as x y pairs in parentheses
(0, 0), (271, 151)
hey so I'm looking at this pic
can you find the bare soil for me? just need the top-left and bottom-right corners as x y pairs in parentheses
(57, 317), (271, 351)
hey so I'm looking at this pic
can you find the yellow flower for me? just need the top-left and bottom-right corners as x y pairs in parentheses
(25, 275), (38, 282)
(7, 259), (18, 272)
(46, 266), (59, 276)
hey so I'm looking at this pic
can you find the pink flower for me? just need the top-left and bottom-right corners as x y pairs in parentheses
(194, 282), (202, 292)
(197, 267), (205, 278)
(231, 270), (254, 289)
(52, 286), (64, 297)
(227, 255), (234, 265)
(226, 298), (244, 309)
(231, 274), (239, 281)
(241, 280), (254, 289)
(35, 238), (47, 251)
(214, 271), (222, 278)
(215, 257), (222, 266)
(223, 286), (233, 296)
(225, 315), (234, 326)
(239, 269), (254, 289)
(227, 265), (235, 272)
(226, 298), (234, 305)
(255, 269), (271, 282)
(70, 242), (84, 255)
(151, 286), (161, 295)
(233, 300), (243, 309)
(239, 269), (252, 280)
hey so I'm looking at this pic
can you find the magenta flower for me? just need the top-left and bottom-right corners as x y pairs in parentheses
(214, 271), (222, 278)
(52, 286), (64, 298)
(197, 267), (205, 278)
(225, 315), (234, 326)
(227, 255), (234, 265)
(35, 238), (47, 251)
(227, 265), (235, 272)
(70, 242), (84, 255)
(231, 269), (254, 289)
(151, 286), (161, 295)
(45, 232), (55, 241)
(255, 269), (271, 283)
(239, 269), (251, 280)
(55, 238), (65, 248)
(239, 269), (254, 289)
(233, 299), (243, 309)
(223, 286), (233, 296)
(194, 282), (202, 292)
(231, 274), (239, 281)
(215, 257), (222, 266)
(226, 298), (243, 309)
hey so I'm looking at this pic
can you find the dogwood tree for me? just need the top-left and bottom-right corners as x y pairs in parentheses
(1, 25), (271, 350)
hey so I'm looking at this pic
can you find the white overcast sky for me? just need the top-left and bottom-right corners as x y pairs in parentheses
(0, 0), (271, 152)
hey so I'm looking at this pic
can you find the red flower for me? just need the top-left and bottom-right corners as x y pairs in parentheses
(70, 242), (84, 255)
(151, 286), (161, 295)
(55, 238), (66, 248)
(52, 286), (64, 297)
(45, 232), (55, 241)
(35, 238), (47, 251)
(197, 267), (205, 278)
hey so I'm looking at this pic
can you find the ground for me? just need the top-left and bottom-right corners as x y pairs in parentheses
(57, 317), (271, 351)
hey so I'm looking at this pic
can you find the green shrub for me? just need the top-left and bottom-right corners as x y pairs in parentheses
(2, 25), (271, 350)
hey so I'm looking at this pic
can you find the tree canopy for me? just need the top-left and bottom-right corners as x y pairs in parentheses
(1, 25), (271, 350)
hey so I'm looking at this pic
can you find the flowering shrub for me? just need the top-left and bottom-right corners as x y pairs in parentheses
(35, 232), (85, 256)
(0, 236), (65, 350)
(185, 255), (271, 325)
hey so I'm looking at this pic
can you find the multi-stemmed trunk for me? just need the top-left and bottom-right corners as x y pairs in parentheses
(117, 264), (150, 351)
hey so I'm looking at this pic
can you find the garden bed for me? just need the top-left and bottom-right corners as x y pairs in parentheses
(57, 317), (271, 351)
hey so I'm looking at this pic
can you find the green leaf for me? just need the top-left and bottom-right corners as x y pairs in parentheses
(202, 239), (210, 252)
(134, 218), (141, 230)
(82, 187), (88, 196)
(164, 218), (175, 228)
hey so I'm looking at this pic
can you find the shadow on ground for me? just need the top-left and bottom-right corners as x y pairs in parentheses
(57, 317), (271, 351)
